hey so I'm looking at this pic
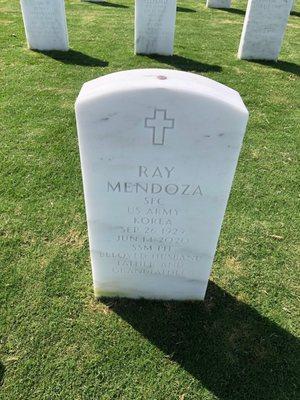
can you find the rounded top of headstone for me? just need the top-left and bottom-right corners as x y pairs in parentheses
(76, 69), (248, 116)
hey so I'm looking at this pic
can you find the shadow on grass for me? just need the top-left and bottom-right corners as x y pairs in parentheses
(0, 362), (4, 387)
(218, 7), (245, 15)
(84, 1), (129, 8)
(102, 282), (299, 400)
(249, 60), (300, 76)
(291, 11), (300, 17)
(36, 49), (108, 67)
(177, 6), (196, 13)
(147, 54), (222, 73)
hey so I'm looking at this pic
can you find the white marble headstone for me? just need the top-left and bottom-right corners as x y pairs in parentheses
(135, 0), (177, 55)
(20, 0), (69, 51)
(206, 0), (231, 8)
(238, 0), (293, 60)
(75, 69), (249, 300)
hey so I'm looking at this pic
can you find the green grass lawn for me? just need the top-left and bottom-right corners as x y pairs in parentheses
(0, 0), (299, 399)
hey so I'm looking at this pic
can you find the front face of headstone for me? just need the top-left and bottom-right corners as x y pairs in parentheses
(20, 0), (69, 51)
(135, 0), (177, 55)
(76, 69), (248, 300)
(238, 0), (293, 60)
(206, 0), (231, 9)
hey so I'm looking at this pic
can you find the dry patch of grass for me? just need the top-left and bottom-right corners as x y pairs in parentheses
(51, 228), (87, 249)
(225, 256), (244, 274)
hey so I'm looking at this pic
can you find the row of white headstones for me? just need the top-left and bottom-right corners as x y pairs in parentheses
(20, 0), (296, 61)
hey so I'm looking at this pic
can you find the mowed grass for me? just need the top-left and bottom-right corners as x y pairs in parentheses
(0, 0), (299, 399)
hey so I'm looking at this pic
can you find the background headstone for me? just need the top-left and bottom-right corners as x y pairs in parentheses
(291, 0), (297, 12)
(206, 0), (231, 8)
(135, 0), (177, 55)
(20, 0), (69, 51)
(75, 69), (249, 300)
(238, 0), (293, 60)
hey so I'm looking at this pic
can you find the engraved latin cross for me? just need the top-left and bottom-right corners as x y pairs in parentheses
(145, 109), (175, 145)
